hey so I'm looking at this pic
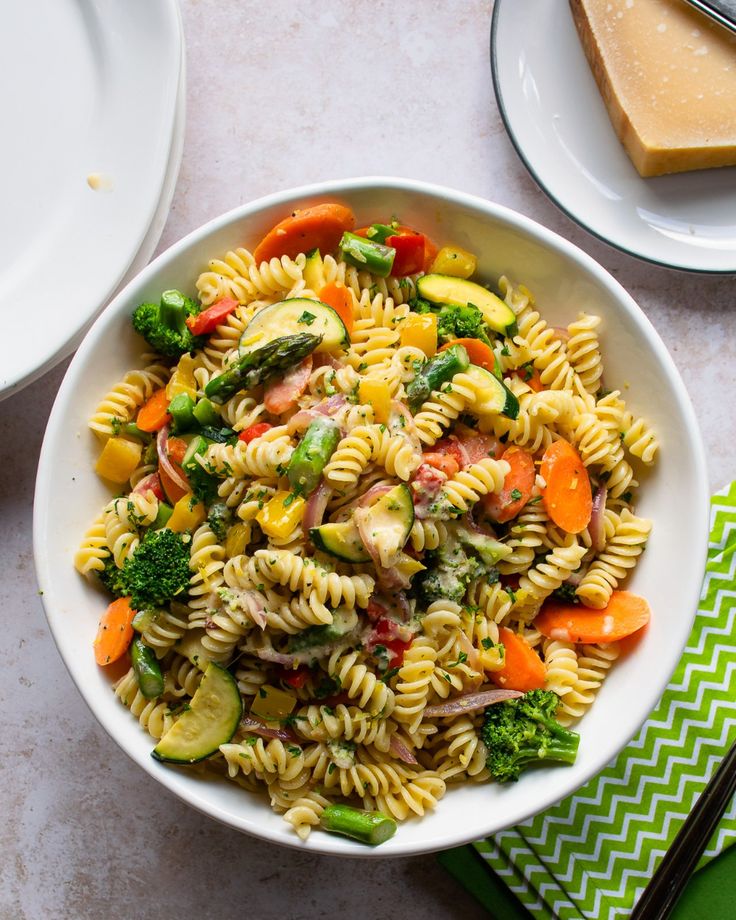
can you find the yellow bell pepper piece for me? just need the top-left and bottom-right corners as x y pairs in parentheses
(303, 250), (327, 292)
(166, 353), (198, 401)
(400, 313), (437, 357)
(358, 378), (392, 424)
(394, 552), (426, 581)
(256, 490), (306, 540)
(95, 437), (142, 484)
(225, 521), (252, 558)
(430, 245), (477, 279)
(251, 685), (298, 721)
(167, 494), (207, 532)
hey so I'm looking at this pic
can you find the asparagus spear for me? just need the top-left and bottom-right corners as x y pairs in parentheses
(204, 333), (322, 404)
(319, 804), (398, 845)
(406, 343), (470, 411)
(287, 417), (340, 496)
(130, 638), (165, 699)
(339, 232), (396, 277)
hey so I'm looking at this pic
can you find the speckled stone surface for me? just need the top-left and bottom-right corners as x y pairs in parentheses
(3, 1), (735, 917)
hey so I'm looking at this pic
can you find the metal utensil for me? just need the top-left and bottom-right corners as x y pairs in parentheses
(630, 738), (736, 920)
(681, 0), (736, 35)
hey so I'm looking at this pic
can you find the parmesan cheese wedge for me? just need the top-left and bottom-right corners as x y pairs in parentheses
(570, 0), (736, 177)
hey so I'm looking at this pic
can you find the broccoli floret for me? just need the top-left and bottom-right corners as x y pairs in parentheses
(417, 541), (488, 605)
(207, 501), (233, 542)
(437, 303), (491, 345)
(131, 289), (204, 358)
(96, 553), (127, 598)
(119, 528), (190, 609)
(482, 690), (580, 783)
(409, 296), (491, 344)
(410, 297), (433, 314)
(455, 526), (512, 568)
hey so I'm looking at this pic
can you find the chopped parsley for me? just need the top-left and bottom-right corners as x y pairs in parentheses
(297, 311), (316, 326)
(447, 652), (469, 668)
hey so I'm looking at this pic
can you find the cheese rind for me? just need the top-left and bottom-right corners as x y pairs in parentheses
(570, 0), (736, 177)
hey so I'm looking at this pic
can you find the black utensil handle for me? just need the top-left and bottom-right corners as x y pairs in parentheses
(630, 738), (736, 920)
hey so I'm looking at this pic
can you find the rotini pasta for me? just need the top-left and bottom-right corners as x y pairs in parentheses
(77, 205), (657, 843)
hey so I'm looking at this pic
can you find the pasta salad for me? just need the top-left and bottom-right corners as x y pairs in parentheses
(75, 202), (656, 845)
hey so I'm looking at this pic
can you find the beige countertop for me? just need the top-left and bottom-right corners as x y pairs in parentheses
(3, 1), (734, 917)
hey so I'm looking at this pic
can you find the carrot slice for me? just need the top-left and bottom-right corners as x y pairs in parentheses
(93, 597), (136, 666)
(159, 460), (189, 505)
(318, 281), (354, 333)
(253, 203), (355, 263)
(166, 437), (188, 465)
(489, 627), (547, 692)
(511, 365), (543, 391)
(136, 388), (171, 433)
(540, 438), (592, 533)
(535, 591), (651, 644)
(440, 338), (496, 372)
(422, 451), (460, 478)
(482, 446), (536, 523)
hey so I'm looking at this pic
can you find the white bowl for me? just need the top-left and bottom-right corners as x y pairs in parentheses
(34, 177), (709, 856)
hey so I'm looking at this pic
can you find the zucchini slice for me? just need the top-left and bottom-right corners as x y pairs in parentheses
(152, 662), (242, 764)
(311, 484), (415, 566)
(464, 364), (519, 420)
(310, 520), (370, 562)
(417, 274), (517, 336)
(303, 249), (327, 292)
(239, 298), (349, 356)
(353, 484), (415, 568)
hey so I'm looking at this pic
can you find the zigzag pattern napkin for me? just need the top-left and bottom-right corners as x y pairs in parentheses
(474, 481), (736, 920)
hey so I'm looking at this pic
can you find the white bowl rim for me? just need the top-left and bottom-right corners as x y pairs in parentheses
(33, 175), (710, 857)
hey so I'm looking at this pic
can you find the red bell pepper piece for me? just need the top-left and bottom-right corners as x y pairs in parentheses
(166, 437), (188, 464)
(386, 231), (426, 277)
(275, 665), (311, 689)
(383, 636), (412, 667)
(185, 298), (239, 336)
(238, 422), (273, 443)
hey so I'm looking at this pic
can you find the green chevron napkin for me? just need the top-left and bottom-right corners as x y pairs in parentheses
(472, 481), (736, 920)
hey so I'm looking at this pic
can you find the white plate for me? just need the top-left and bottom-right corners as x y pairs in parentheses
(34, 178), (709, 856)
(0, 0), (183, 400)
(491, 0), (736, 273)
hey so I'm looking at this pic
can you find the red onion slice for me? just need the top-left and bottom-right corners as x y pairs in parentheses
(551, 326), (571, 343)
(389, 735), (418, 765)
(589, 484), (608, 554)
(241, 590), (267, 630)
(156, 424), (189, 493)
(390, 400), (420, 444)
(319, 394), (347, 415)
(357, 483), (394, 508)
(457, 632), (481, 676)
(304, 481), (332, 532)
(424, 688), (523, 718)
(354, 506), (382, 568)
(240, 714), (297, 743)
(287, 408), (321, 435)
(132, 472), (162, 496)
